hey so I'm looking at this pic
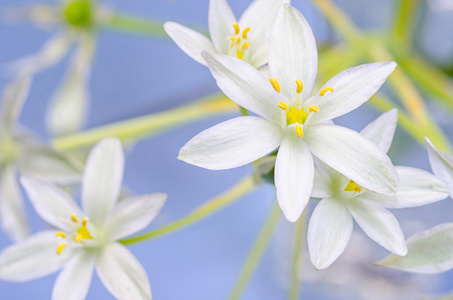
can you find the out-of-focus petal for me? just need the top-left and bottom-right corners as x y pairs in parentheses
(360, 109), (398, 153)
(1, 76), (31, 130)
(426, 137), (453, 197)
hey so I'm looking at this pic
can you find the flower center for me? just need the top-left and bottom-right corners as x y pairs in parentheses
(227, 22), (251, 60)
(55, 214), (93, 254)
(63, 0), (93, 28)
(344, 180), (362, 194)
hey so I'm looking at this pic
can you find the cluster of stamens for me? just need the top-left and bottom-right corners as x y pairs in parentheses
(344, 180), (362, 194)
(228, 22), (251, 60)
(55, 214), (93, 254)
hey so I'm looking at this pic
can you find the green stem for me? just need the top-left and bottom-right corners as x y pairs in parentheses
(289, 211), (306, 300)
(120, 176), (256, 245)
(52, 93), (237, 151)
(228, 204), (281, 300)
(391, 0), (420, 49)
(102, 13), (168, 38)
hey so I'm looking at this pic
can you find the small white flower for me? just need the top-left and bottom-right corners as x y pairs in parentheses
(164, 0), (289, 68)
(0, 77), (82, 241)
(0, 138), (166, 300)
(307, 109), (449, 270)
(426, 137), (453, 197)
(178, 4), (399, 222)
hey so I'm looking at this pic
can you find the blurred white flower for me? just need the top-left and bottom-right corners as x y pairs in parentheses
(178, 4), (398, 222)
(0, 138), (166, 300)
(0, 77), (82, 241)
(307, 109), (449, 270)
(164, 0), (289, 69)
(426, 137), (453, 197)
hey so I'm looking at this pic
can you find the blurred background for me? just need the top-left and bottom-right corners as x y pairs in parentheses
(0, 0), (453, 299)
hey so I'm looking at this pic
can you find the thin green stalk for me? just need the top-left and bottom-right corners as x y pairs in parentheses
(289, 211), (306, 300)
(228, 204), (281, 300)
(391, 0), (420, 49)
(120, 176), (256, 245)
(52, 93), (237, 151)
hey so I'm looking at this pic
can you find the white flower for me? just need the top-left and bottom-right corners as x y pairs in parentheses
(0, 138), (166, 300)
(164, 0), (289, 68)
(307, 109), (449, 270)
(426, 137), (453, 197)
(178, 4), (398, 222)
(0, 77), (82, 241)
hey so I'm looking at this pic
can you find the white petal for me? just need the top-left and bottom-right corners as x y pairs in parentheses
(108, 193), (167, 241)
(360, 109), (398, 153)
(238, 0), (290, 68)
(21, 176), (83, 231)
(179, 116), (283, 170)
(307, 198), (353, 269)
(306, 62), (397, 124)
(96, 243), (151, 300)
(82, 138), (124, 226)
(275, 135), (313, 222)
(0, 166), (28, 241)
(268, 4), (317, 100)
(311, 157), (344, 198)
(305, 124), (398, 195)
(426, 137), (453, 197)
(364, 166), (449, 208)
(347, 199), (407, 255)
(1, 76), (31, 130)
(52, 251), (96, 300)
(311, 168), (332, 198)
(376, 223), (453, 273)
(164, 22), (216, 66)
(0, 230), (73, 281)
(202, 51), (283, 123)
(2, 4), (60, 26)
(208, 0), (237, 54)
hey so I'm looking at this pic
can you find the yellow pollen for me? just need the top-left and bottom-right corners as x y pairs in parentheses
(242, 27), (251, 39)
(71, 214), (79, 223)
(228, 37), (236, 47)
(242, 42), (250, 50)
(295, 125), (304, 138)
(309, 105), (319, 113)
(296, 80), (304, 94)
(278, 102), (288, 110)
(270, 78), (281, 93)
(57, 243), (67, 255)
(319, 86), (334, 96)
(233, 22), (240, 35)
(55, 231), (66, 238)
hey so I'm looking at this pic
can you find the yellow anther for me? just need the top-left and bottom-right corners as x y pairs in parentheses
(74, 234), (82, 242)
(242, 27), (251, 39)
(55, 231), (66, 238)
(296, 80), (303, 94)
(355, 187), (361, 194)
(228, 37), (236, 47)
(236, 36), (241, 44)
(295, 125), (304, 138)
(233, 22), (240, 35)
(82, 217), (88, 226)
(278, 102), (288, 110)
(269, 78), (281, 93)
(319, 86), (334, 96)
(57, 243), (67, 255)
(242, 42), (250, 50)
(237, 51), (244, 60)
(309, 105), (319, 113)
(71, 214), (79, 223)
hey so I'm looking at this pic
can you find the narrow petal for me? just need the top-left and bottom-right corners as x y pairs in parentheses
(275, 135), (313, 222)
(208, 0), (237, 54)
(96, 243), (151, 300)
(311, 168), (332, 198)
(82, 138), (124, 226)
(179, 116), (283, 170)
(108, 193), (167, 241)
(268, 4), (317, 100)
(364, 166), (449, 208)
(202, 51), (283, 123)
(1, 76), (31, 130)
(0, 166), (28, 241)
(426, 137), (453, 197)
(307, 198), (353, 269)
(1, 4), (60, 26)
(52, 251), (96, 300)
(360, 109), (398, 153)
(21, 176), (83, 231)
(376, 223), (453, 273)
(311, 157), (345, 198)
(164, 22), (216, 66)
(306, 62), (397, 124)
(305, 124), (398, 195)
(0, 230), (73, 282)
(238, 0), (290, 68)
(347, 199), (407, 255)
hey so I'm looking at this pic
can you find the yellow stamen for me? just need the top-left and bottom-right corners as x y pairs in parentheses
(55, 231), (66, 238)
(71, 214), (79, 223)
(236, 36), (241, 44)
(344, 180), (358, 192)
(233, 22), (240, 35)
(355, 187), (361, 194)
(270, 78), (281, 93)
(75, 234), (82, 242)
(242, 42), (250, 50)
(228, 37), (236, 47)
(278, 102), (288, 110)
(242, 27), (251, 39)
(295, 125), (304, 138)
(57, 243), (67, 255)
(237, 51), (244, 60)
(82, 217), (88, 226)
(309, 105), (319, 113)
(296, 80), (303, 94)
(319, 86), (334, 96)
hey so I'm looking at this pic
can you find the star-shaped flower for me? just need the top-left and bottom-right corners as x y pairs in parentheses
(0, 77), (82, 241)
(178, 4), (399, 222)
(307, 109), (449, 269)
(0, 138), (166, 300)
(164, 0), (289, 69)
